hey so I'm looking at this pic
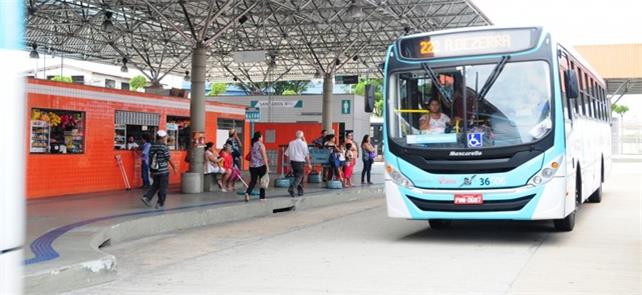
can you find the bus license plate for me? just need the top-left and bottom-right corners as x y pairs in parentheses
(454, 194), (483, 205)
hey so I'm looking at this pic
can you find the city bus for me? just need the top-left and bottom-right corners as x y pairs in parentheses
(1, 0), (26, 293)
(382, 26), (611, 231)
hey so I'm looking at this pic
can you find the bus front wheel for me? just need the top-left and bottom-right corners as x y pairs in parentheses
(554, 173), (580, 232)
(428, 219), (452, 230)
(553, 211), (575, 232)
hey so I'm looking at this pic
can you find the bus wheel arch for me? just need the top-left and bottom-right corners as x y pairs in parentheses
(588, 157), (604, 203)
(554, 169), (580, 231)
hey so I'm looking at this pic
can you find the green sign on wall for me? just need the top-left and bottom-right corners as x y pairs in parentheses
(341, 100), (351, 114)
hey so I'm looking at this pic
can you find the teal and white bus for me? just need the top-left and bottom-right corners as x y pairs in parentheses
(382, 26), (611, 231)
(1, 0), (26, 293)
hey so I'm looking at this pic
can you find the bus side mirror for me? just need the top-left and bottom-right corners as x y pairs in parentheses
(564, 70), (579, 99)
(365, 84), (375, 113)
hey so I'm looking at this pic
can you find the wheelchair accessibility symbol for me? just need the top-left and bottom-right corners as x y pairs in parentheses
(467, 133), (483, 148)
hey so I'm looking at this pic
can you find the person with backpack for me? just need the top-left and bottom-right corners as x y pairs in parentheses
(141, 130), (176, 209)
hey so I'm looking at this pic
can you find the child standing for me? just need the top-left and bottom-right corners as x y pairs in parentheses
(218, 144), (234, 192)
(343, 143), (354, 187)
(329, 146), (344, 185)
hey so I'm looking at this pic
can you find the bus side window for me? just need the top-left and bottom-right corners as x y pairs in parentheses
(558, 52), (573, 121)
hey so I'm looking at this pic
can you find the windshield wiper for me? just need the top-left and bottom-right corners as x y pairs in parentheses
(421, 62), (452, 105)
(477, 55), (510, 102)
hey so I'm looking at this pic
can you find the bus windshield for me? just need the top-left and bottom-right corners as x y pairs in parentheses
(387, 60), (552, 149)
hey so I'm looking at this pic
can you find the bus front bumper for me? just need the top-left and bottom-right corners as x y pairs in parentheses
(386, 177), (567, 220)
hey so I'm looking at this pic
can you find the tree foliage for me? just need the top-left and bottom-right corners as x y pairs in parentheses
(237, 80), (311, 95)
(207, 82), (228, 96)
(129, 75), (147, 91)
(272, 80), (310, 95)
(352, 79), (384, 117)
(612, 104), (629, 119)
(49, 75), (72, 83)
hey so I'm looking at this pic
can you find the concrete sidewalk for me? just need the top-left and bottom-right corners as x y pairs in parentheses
(25, 164), (385, 294)
(612, 154), (642, 162)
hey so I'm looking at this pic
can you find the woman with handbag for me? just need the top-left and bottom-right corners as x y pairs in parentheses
(245, 132), (269, 202)
(361, 134), (376, 185)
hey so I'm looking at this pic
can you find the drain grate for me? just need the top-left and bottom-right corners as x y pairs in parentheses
(98, 239), (112, 249)
(273, 206), (295, 214)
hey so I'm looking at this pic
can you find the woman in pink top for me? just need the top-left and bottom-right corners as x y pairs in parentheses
(219, 144), (234, 192)
(245, 132), (269, 202)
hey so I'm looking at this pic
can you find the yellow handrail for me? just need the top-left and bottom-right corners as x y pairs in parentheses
(394, 109), (429, 113)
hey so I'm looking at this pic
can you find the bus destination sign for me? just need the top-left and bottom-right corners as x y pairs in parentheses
(398, 28), (537, 59)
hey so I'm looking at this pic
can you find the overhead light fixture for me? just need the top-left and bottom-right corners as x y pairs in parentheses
(335, 58), (341, 66)
(314, 69), (321, 79)
(184, 70), (190, 81)
(348, 0), (364, 19)
(268, 54), (276, 67)
(120, 57), (128, 72)
(238, 15), (248, 25)
(233, 77), (238, 81)
(352, 55), (359, 61)
(102, 11), (114, 33)
(404, 26), (411, 35)
(29, 44), (39, 59)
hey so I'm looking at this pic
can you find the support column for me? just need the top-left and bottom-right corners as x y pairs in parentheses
(322, 72), (334, 132)
(182, 44), (207, 193)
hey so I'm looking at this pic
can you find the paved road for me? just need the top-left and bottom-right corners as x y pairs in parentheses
(68, 162), (641, 294)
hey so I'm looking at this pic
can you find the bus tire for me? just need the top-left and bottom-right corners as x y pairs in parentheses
(428, 219), (451, 230)
(588, 185), (602, 203)
(588, 158), (604, 203)
(554, 211), (575, 232)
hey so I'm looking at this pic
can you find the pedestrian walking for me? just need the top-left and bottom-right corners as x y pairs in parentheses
(245, 132), (269, 202)
(141, 130), (176, 209)
(139, 134), (152, 189)
(286, 131), (312, 197)
(361, 134), (376, 185)
(225, 129), (243, 169)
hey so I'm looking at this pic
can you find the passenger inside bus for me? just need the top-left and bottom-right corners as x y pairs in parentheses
(452, 87), (478, 122)
(419, 98), (451, 134)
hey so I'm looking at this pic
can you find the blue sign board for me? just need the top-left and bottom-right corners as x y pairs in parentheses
(309, 148), (331, 165)
(245, 107), (260, 122)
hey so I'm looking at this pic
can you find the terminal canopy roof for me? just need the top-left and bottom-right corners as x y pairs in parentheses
(25, 0), (491, 83)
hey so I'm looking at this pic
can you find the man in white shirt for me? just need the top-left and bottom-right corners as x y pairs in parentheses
(285, 130), (312, 197)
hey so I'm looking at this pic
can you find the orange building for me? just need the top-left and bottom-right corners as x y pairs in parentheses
(26, 78), (248, 199)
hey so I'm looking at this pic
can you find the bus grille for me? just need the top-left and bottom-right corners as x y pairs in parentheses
(406, 194), (535, 212)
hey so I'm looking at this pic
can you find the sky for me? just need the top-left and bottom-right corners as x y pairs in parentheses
(473, 0), (642, 46)
(474, 0), (642, 122)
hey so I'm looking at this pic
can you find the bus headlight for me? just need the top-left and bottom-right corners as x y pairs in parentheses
(386, 164), (414, 188)
(528, 156), (563, 186)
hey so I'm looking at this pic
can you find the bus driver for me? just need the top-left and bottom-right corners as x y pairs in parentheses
(419, 98), (451, 134)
